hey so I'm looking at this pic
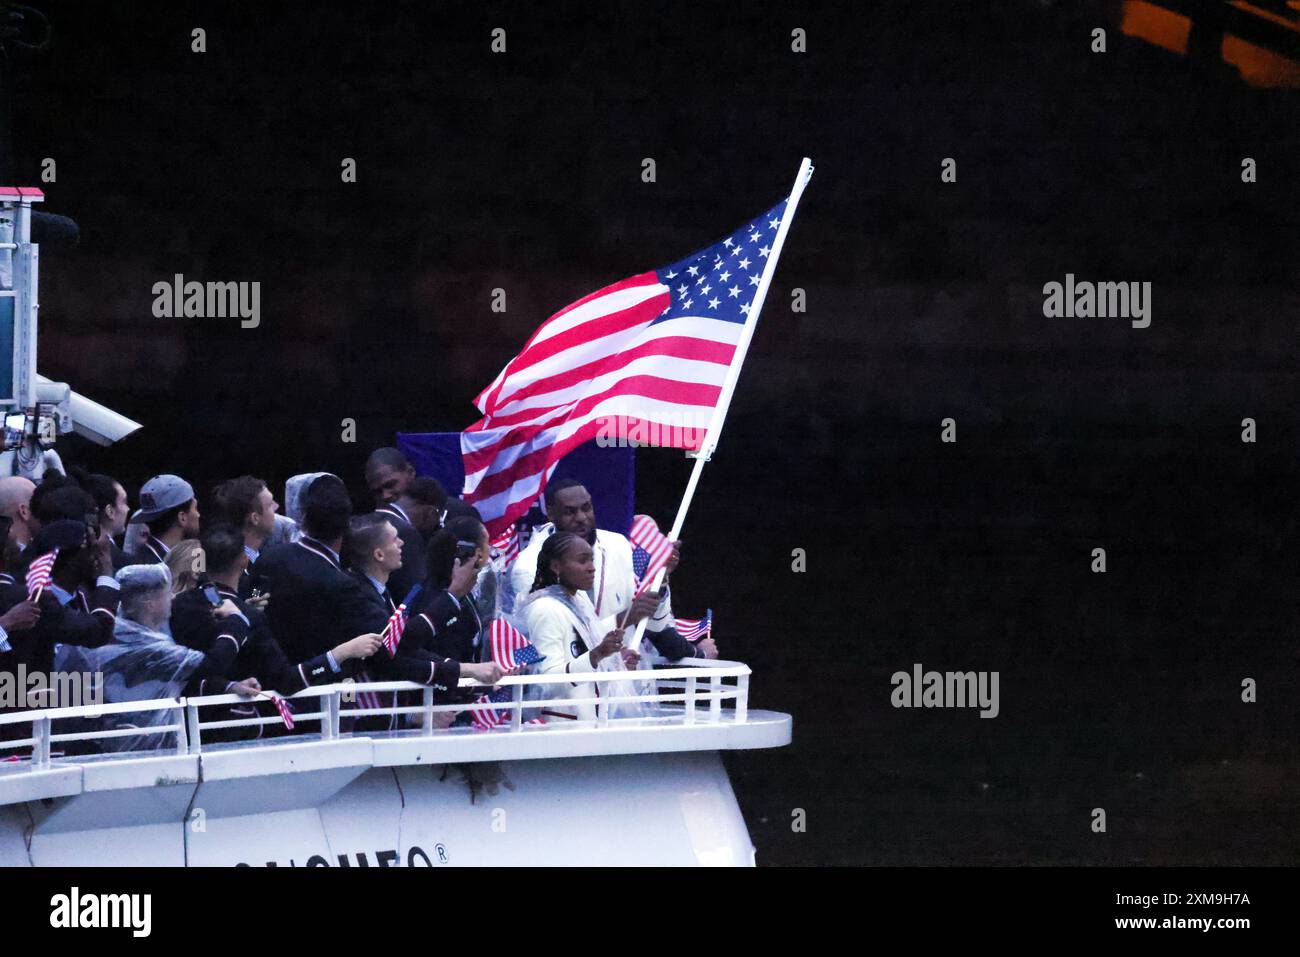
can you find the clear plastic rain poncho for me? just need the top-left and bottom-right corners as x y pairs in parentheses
(284, 472), (336, 527)
(471, 561), (499, 625)
(55, 564), (205, 754)
(121, 515), (149, 558)
(265, 512), (301, 547)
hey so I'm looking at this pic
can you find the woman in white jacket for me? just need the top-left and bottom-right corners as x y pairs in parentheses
(518, 532), (641, 722)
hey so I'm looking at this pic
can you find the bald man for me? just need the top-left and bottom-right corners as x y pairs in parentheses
(0, 477), (36, 550)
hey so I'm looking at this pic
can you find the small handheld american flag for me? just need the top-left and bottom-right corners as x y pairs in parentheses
(470, 687), (513, 731)
(25, 548), (58, 600)
(381, 603), (408, 656)
(353, 671), (381, 711)
(271, 694), (295, 731)
(675, 609), (712, 642)
(469, 688), (547, 730)
(490, 523), (522, 570)
(628, 515), (674, 596)
(488, 618), (545, 670)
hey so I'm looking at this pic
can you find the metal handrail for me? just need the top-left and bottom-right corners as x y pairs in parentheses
(0, 662), (753, 767)
(1, 697), (191, 766)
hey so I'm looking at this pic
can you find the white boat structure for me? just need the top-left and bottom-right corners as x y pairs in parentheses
(0, 661), (791, 866)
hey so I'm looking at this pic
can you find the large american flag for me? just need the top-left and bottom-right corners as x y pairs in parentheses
(628, 514), (674, 596)
(487, 618), (545, 670)
(461, 195), (791, 534)
(25, 548), (58, 600)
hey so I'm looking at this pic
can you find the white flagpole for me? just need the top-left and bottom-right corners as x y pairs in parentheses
(623, 157), (815, 649)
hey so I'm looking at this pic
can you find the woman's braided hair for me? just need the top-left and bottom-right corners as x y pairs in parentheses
(529, 531), (584, 593)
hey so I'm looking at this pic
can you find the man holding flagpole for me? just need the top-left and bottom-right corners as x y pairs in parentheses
(509, 478), (710, 662)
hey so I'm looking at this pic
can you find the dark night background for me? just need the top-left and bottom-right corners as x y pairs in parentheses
(2, 0), (1298, 864)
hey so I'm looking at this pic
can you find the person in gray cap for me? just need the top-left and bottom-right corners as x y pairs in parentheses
(127, 474), (201, 564)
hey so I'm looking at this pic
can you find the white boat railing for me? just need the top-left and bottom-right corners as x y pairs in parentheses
(0, 660), (752, 770)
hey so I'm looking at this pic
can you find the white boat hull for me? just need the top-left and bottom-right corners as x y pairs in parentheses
(1, 749), (764, 866)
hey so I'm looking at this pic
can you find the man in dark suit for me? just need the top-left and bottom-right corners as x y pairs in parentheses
(369, 503), (423, 605)
(363, 449), (429, 602)
(175, 525), (384, 691)
(0, 520), (120, 725)
(343, 513), (500, 730)
(344, 513), (406, 618)
(69, 469), (133, 571)
(173, 524), (384, 739)
(403, 477), (449, 536)
(363, 448), (416, 509)
(249, 475), (385, 664)
(0, 516), (42, 719)
(344, 515), (498, 693)
(209, 475), (279, 597)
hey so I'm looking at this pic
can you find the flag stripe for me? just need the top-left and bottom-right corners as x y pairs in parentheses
(483, 308), (735, 415)
(465, 382), (721, 491)
(520, 276), (666, 351)
(489, 330), (739, 422)
(462, 405), (704, 533)
(494, 272), (661, 367)
(478, 276), (666, 413)
(490, 294), (667, 396)
(472, 367), (725, 436)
